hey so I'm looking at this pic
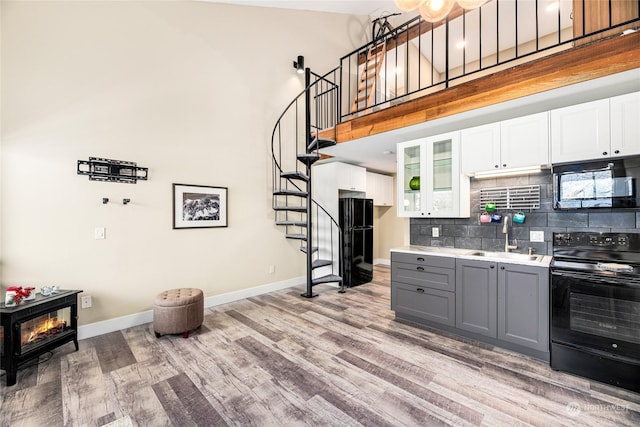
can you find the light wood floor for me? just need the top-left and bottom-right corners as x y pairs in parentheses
(1, 266), (639, 426)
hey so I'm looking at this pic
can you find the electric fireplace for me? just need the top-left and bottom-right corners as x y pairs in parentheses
(1, 290), (82, 386)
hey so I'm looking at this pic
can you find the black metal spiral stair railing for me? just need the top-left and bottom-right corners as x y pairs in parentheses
(271, 66), (343, 298)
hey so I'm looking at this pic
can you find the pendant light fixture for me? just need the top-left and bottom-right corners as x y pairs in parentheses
(394, 0), (425, 11)
(419, 0), (456, 23)
(457, 0), (489, 9)
(394, 0), (489, 23)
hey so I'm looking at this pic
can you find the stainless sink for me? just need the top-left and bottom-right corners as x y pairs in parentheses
(467, 251), (543, 262)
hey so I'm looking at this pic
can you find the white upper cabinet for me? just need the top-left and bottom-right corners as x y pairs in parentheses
(551, 98), (611, 163)
(366, 172), (394, 206)
(551, 93), (640, 164)
(461, 113), (549, 175)
(461, 123), (501, 174)
(397, 132), (469, 218)
(610, 91), (640, 157)
(335, 162), (367, 192)
(500, 112), (549, 169)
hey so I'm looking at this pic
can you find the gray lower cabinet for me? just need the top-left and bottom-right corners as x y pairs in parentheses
(497, 263), (549, 352)
(392, 282), (455, 326)
(391, 251), (549, 359)
(391, 253), (455, 326)
(455, 258), (549, 353)
(455, 259), (497, 338)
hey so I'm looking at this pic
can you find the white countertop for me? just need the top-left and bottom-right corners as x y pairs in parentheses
(391, 245), (552, 267)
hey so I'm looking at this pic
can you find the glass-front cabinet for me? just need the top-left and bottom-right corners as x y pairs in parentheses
(397, 132), (470, 218)
(397, 140), (426, 216)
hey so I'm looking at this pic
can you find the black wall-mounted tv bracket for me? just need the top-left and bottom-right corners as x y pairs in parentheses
(77, 157), (148, 184)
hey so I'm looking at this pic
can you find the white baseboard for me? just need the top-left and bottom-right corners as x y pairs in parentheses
(77, 275), (305, 340)
(374, 258), (390, 266)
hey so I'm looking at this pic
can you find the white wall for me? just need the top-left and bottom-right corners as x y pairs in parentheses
(1, 1), (369, 324)
(374, 174), (405, 263)
(0, 1), (3, 273)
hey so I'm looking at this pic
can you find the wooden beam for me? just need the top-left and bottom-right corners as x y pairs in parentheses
(337, 31), (640, 143)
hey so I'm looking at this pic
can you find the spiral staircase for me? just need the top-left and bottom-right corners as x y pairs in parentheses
(271, 67), (344, 298)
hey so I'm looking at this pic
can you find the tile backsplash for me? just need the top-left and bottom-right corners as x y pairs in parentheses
(409, 171), (640, 255)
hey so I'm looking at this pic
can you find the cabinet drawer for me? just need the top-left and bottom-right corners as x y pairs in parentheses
(392, 282), (455, 326)
(391, 252), (455, 269)
(392, 261), (455, 292)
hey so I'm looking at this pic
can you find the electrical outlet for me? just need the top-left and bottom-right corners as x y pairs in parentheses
(432, 227), (440, 238)
(530, 230), (545, 242)
(94, 227), (105, 240)
(81, 295), (92, 309)
(268, 265), (275, 274)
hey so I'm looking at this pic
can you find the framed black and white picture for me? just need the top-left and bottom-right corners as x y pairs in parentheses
(173, 184), (228, 229)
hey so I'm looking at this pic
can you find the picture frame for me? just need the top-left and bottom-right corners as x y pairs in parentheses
(173, 183), (228, 229)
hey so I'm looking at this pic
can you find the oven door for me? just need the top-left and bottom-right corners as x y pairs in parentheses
(551, 269), (640, 361)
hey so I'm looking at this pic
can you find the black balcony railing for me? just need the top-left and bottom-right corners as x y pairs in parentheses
(338, 0), (640, 121)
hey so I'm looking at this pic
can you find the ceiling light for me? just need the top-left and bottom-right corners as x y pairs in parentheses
(394, 0), (425, 12)
(419, 0), (456, 22)
(457, 0), (489, 9)
(546, 1), (560, 12)
(473, 166), (543, 179)
(394, 0), (488, 23)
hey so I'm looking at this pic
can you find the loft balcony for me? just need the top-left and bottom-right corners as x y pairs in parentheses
(310, 0), (640, 164)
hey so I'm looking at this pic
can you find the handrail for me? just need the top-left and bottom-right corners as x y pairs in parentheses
(339, 0), (640, 121)
(271, 65), (339, 179)
(271, 64), (343, 296)
(311, 199), (344, 290)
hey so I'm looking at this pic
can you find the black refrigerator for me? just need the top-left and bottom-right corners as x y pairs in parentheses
(339, 198), (374, 287)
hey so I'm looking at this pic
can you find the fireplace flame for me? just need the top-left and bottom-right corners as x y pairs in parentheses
(25, 317), (67, 344)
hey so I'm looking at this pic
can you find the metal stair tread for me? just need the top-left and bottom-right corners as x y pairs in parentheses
(273, 190), (307, 197)
(297, 153), (320, 161)
(300, 246), (318, 254)
(276, 221), (307, 227)
(286, 234), (307, 240)
(312, 259), (332, 269)
(312, 274), (343, 286)
(281, 171), (309, 181)
(273, 205), (306, 212)
(307, 137), (336, 152)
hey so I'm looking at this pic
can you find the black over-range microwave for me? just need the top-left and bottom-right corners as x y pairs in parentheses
(553, 157), (640, 209)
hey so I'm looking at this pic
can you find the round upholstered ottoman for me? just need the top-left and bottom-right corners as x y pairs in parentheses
(153, 288), (204, 338)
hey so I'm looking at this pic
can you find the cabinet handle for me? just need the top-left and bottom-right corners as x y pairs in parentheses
(494, 165), (499, 168)
(416, 257), (425, 261)
(417, 266), (425, 271)
(416, 288), (425, 293)
(503, 164), (507, 167)
(603, 152), (608, 156)
(501, 266), (505, 270)
(615, 150), (620, 154)
(490, 265), (495, 269)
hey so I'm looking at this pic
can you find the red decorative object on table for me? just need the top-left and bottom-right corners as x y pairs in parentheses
(4, 286), (35, 306)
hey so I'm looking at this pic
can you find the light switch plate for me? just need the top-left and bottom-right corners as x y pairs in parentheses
(81, 295), (92, 309)
(530, 230), (544, 242)
(94, 227), (105, 240)
(432, 227), (440, 238)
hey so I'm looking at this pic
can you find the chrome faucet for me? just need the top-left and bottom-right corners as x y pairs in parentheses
(502, 215), (518, 252)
